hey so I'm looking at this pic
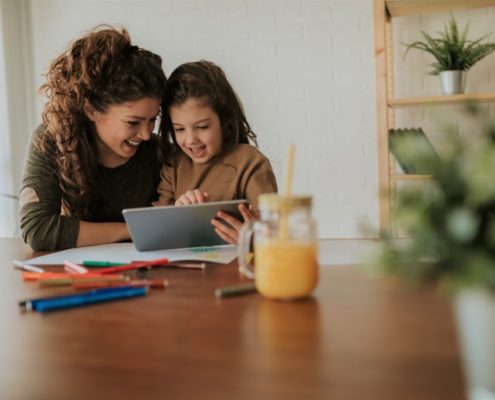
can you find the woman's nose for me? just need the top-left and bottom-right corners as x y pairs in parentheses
(138, 130), (151, 141)
(137, 124), (153, 141)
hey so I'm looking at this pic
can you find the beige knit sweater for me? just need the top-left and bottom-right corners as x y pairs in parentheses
(156, 144), (277, 208)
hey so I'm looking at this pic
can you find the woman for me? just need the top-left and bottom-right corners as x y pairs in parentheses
(20, 26), (167, 251)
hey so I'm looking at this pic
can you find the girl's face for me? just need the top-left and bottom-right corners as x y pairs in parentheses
(169, 98), (223, 164)
(85, 97), (161, 168)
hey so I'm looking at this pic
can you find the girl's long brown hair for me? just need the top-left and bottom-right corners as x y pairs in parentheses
(159, 60), (257, 165)
(38, 26), (166, 216)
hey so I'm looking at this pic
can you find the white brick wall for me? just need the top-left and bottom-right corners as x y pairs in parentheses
(26, 0), (378, 238)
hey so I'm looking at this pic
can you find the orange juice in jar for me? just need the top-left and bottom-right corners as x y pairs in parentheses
(239, 194), (318, 300)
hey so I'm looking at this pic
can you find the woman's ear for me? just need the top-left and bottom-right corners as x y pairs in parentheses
(83, 100), (97, 121)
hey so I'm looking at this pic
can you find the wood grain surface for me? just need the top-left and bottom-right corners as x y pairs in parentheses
(0, 239), (466, 400)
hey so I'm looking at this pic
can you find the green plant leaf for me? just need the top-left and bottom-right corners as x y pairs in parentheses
(446, 207), (479, 243)
(402, 15), (495, 74)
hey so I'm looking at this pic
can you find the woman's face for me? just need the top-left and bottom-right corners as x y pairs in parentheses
(169, 98), (223, 164)
(85, 97), (161, 168)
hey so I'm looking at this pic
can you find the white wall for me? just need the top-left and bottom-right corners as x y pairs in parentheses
(4, 0), (380, 238)
(0, 2), (16, 237)
(0, 0), (34, 237)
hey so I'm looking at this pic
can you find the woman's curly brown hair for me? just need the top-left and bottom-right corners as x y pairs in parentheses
(38, 25), (166, 217)
(159, 60), (257, 166)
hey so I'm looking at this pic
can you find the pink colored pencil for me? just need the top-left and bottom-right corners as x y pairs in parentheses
(64, 260), (90, 275)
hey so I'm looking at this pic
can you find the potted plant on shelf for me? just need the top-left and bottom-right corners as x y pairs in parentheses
(403, 15), (495, 95)
(373, 107), (495, 400)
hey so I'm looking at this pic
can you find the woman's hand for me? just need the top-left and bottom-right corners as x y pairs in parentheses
(211, 203), (259, 245)
(175, 190), (209, 205)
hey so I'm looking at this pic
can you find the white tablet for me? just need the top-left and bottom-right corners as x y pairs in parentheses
(122, 200), (248, 251)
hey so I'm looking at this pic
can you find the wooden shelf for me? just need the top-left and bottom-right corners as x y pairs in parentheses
(386, 0), (495, 17)
(374, 0), (495, 233)
(391, 174), (432, 181)
(388, 93), (495, 108)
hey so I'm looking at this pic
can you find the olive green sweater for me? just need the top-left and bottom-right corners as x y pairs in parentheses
(20, 126), (160, 251)
(156, 144), (278, 208)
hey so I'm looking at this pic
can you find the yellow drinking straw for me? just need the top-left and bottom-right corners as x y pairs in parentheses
(279, 144), (295, 240)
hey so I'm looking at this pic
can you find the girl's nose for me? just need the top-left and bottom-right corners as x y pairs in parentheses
(185, 130), (198, 144)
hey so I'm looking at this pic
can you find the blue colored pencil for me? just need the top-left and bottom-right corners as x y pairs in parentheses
(23, 286), (148, 312)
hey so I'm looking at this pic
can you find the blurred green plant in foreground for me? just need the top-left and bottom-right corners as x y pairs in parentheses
(376, 106), (495, 293)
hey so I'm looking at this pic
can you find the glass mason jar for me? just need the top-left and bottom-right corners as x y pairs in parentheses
(238, 194), (319, 300)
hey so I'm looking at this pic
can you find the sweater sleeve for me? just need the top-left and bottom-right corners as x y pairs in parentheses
(19, 133), (79, 251)
(154, 164), (176, 206)
(244, 157), (278, 209)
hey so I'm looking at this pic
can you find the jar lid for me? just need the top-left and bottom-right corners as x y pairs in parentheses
(258, 193), (312, 210)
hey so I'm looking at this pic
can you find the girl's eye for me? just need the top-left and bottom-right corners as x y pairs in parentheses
(127, 121), (139, 127)
(174, 127), (185, 133)
(197, 125), (209, 130)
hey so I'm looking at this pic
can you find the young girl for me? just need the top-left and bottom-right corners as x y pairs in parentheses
(155, 60), (277, 243)
(20, 26), (167, 251)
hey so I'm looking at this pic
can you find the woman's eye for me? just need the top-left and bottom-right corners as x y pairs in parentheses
(127, 121), (139, 127)
(174, 127), (185, 133)
(197, 125), (209, 130)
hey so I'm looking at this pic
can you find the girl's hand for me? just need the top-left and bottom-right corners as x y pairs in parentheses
(175, 190), (209, 205)
(211, 203), (259, 245)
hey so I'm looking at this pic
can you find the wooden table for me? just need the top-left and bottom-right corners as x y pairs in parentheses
(0, 238), (465, 400)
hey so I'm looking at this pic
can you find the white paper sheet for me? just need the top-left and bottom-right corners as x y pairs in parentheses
(24, 243), (238, 265)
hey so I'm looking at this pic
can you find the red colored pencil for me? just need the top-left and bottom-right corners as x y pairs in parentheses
(96, 258), (169, 274)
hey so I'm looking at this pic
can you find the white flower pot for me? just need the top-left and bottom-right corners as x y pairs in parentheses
(439, 70), (467, 95)
(454, 290), (495, 400)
